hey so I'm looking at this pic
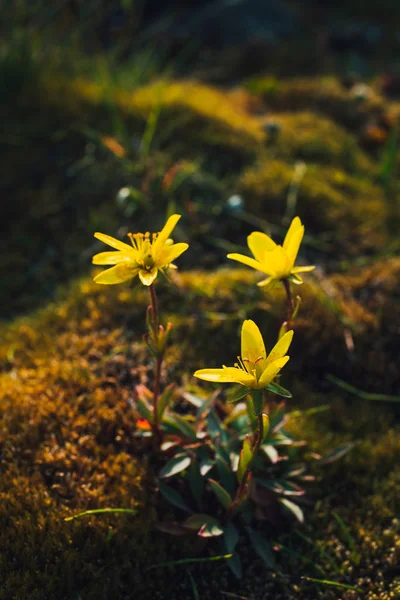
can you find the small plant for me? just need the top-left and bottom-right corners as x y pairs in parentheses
(87, 212), (339, 577)
(92, 213), (188, 440)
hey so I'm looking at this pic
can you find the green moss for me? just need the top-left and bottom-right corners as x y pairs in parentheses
(239, 159), (389, 253)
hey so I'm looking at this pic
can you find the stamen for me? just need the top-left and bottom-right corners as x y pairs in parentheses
(236, 356), (247, 371)
(255, 356), (264, 364)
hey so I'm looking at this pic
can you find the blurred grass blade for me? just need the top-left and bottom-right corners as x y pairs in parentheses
(65, 508), (137, 522)
(301, 576), (361, 592)
(186, 569), (200, 600)
(148, 554), (233, 569)
(327, 374), (400, 402)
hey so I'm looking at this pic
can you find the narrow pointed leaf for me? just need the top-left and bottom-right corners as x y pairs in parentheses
(246, 527), (275, 568)
(159, 454), (192, 478)
(136, 395), (152, 421)
(279, 498), (304, 523)
(158, 481), (192, 513)
(237, 435), (253, 483)
(158, 383), (176, 419)
(261, 413), (270, 442)
(199, 521), (224, 538)
(163, 414), (198, 441)
(266, 381), (292, 398)
(223, 522), (242, 579)
(227, 386), (252, 403)
(208, 479), (232, 509)
(261, 444), (279, 463)
(184, 513), (217, 530)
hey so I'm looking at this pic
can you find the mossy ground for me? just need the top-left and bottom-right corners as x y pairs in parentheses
(2, 12), (400, 598)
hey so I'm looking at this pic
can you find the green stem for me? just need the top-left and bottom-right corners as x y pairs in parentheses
(282, 278), (294, 327)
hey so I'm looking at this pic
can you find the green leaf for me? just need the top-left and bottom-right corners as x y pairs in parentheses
(260, 444), (279, 464)
(162, 414), (198, 441)
(184, 513), (216, 530)
(237, 435), (253, 483)
(279, 498), (304, 523)
(158, 383), (176, 419)
(246, 526), (275, 569)
(318, 443), (355, 465)
(256, 478), (305, 497)
(156, 521), (188, 536)
(199, 456), (214, 477)
(223, 522), (241, 579)
(184, 514), (224, 537)
(216, 451), (236, 495)
(182, 392), (204, 408)
(266, 381), (292, 398)
(227, 386), (252, 403)
(207, 409), (223, 440)
(199, 521), (224, 538)
(224, 522), (239, 553)
(159, 454), (192, 478)
(136, 395), (152, 422)
(208, 479), (232, 509)
(261, 413), (270, 442)
(186, 460), (204, 508)
(158, 481), (192, 513)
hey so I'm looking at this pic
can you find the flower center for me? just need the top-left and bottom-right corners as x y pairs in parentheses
(128, 231), (159, 270)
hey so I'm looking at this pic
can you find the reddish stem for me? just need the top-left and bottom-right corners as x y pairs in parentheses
(149, 284), (162, 443)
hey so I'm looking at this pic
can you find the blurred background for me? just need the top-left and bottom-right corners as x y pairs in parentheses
(2, 0), (400, 317)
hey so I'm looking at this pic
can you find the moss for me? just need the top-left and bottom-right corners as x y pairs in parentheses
(263, 111), (373, 172)
(0, 264), (399, 598)
(239, 159), (389, 254)
(245, 76), (389, 132)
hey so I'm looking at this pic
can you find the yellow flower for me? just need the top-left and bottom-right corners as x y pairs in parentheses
(92, 214), (188, 286)
(194, 320), (293, 390)
(227, 216), (315, 288)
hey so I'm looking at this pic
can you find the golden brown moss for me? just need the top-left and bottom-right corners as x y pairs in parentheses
(246, 75), (388, 131)
(0, 265), (399, 598)
(263, 111), (373, 172)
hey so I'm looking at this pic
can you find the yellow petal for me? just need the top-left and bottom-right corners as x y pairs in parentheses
(291, 265), (315, 273)
(152, 214), (181, 255)
(194, 367), (254, 386)
(262, 246), (291, 277)
(94, 263), (139, 285)
(248, 231), (277, 261)
(257, 276), (274, 288)
(92, 251), (133, 265)
(282, 217), (304, 268)
(241, 320), (266, 365)
(265, 330), (293, 367)
(138, 268), (158, 286)
(158, 242), (189, 267)
(227, 253), (266, 272)
(258, 356), (290, 388)
(94, 232), (135, 254)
